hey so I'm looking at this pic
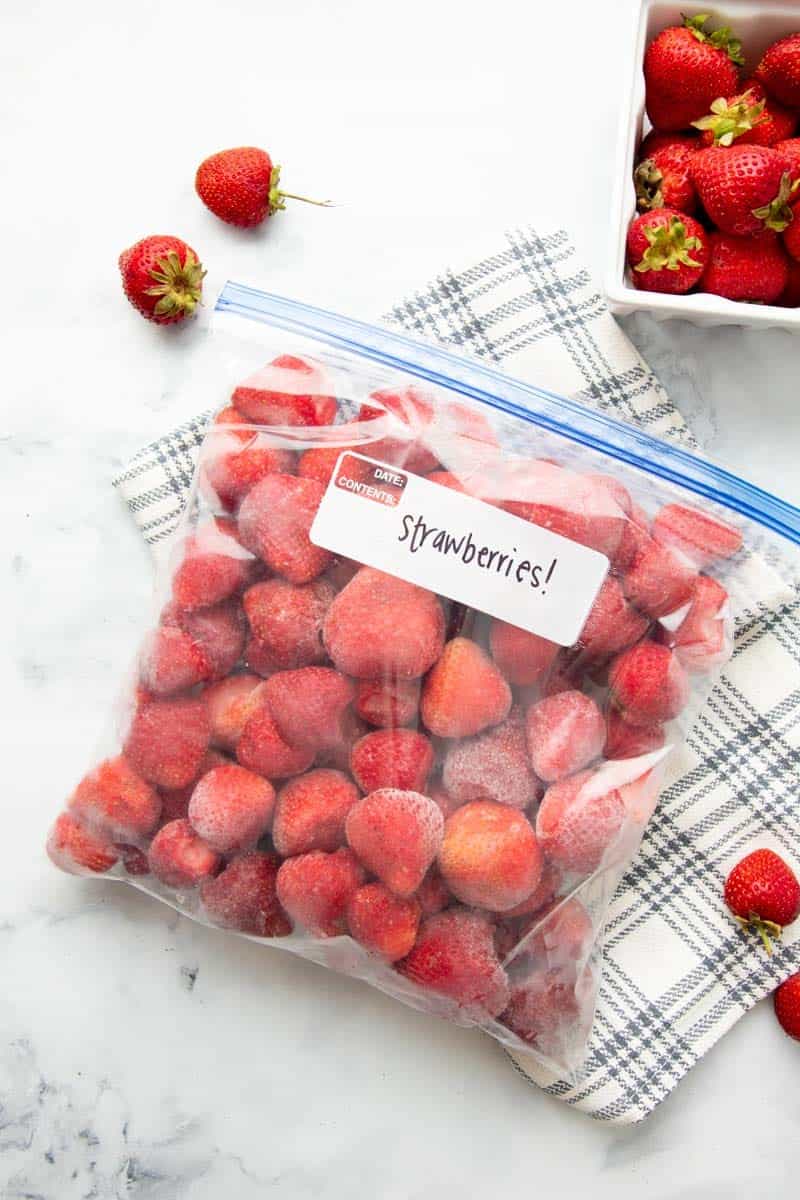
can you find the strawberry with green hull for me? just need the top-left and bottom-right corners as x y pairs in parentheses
(755, 33), (800, 108)
(691, 144), (797, 237)
(724, 848), (800, 955)
(644, 13), (742, 133)
(693, 80), (797, 149)
(701, 231), (789, 305)
(196, 146), (331, 228)
(119, 236), (205, 325)
(626, 209), (708, 294)
(635, 140), (698, 213)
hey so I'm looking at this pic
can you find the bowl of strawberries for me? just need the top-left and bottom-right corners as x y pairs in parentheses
(606, 2), (800, 329)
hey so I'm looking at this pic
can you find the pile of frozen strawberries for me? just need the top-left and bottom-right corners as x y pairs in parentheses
(47, 354), (742, 1052)
(628, 18), (800, 306)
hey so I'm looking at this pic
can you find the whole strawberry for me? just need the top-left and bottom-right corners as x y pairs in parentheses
(195, 147), (330, 228)
(784, 202), (800, 261)
(775, 138), (800, 187)
(774, 973), (800, 1041)
(724, 848), (800, 954)
(635, 141), (698, 213)
(691, 144), (797, 236)
(693, 81), (797, 148)
(644, 13), (743, 132)
(701, 231), (789, 304)
(755, 33), (800, 108)
(626, 209), (708, 294)
(119, 236), (204, 325)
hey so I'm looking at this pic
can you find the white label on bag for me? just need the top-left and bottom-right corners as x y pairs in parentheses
(310, 454), (609, 646)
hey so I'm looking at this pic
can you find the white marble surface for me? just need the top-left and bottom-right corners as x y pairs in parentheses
(2, 0), (799, 1195)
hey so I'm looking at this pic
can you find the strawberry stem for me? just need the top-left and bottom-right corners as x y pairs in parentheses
(634, 217), (703, 273)
(692, 92), (766, 146)
(268, 164), (334, 215)
(753, 171), (797, 233)
(143, 249), (205, 319)
(683, 12), (744, 65)
(634, 159), (665, 211)
(735, 912), (783, 955)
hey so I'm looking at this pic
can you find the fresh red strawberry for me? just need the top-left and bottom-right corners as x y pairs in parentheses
(691, 145), (796, 236)
(774, 973), (800, 1041)
(635, 142), (698, 213)
(784, 203), (800, 261)
(638, 131), (699, 162)
(724, 848), (800, 953)
(701, 231), (790, 303)
(627, 210), (708, 294)
(777, 258), (800, 306)
(644, 14), (742, 132)
(118, 235), (204, 324)
(195, 147), (330, 228)
(755, 33), (800, 108)
(775, 138), (800, 187)
(693, 81), (797, 148)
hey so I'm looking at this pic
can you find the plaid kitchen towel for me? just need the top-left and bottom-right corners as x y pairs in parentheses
(113, 227), (800, 1124)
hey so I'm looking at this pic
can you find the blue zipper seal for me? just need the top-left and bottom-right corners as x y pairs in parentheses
(215, 283), (800, 548)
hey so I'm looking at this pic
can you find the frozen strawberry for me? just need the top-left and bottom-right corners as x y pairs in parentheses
(117, 844), (150, 876)
(518, 896), (594, 969)
(315, 705), (369, 773)
(243, 577), (334, 670)
(350, 728), (434, 793)
(503, 461), (625, 558)
(427, 785), (462, 820)
(231, 355), (337, 427)
(276, 847), (365, 936)
(68, 755), (161, 841)
(148, 818), (221, 888)
(673, 574), (732, 672)
(188, 763), (275, 854)
(354, 677), (420, 728)
(398, 908), (510, 1019)
(323, 568), (445, 680)
(346, 788), (443, 897)
(162, 600), (246, 681)
(202, 435), (296, 513)
(297, 427), (372, 487)
(204, 673), (263, 751)
(416, 867), (452, 915)
(47, 812), (119, 875)
(623, 534), (697, 619)
(421, 638), (511, 739)
(238, 474), (332, 584)
(536, 769), (626, 875)
(501, 863), (563, 918)
(139, 626), (211, 696)
(263, 667), (354, 752)
(124, 694), (211, 790)
(243, 633), (278, 678)
(613, 503), (652, 573)
(200, 850), (291, 936)
(575, 576), (650, 661)
(604, 710), (666, 760)
(526, 691), (605, 783)
(489, 620), (559, 686)
(652, 503), (743, 568)
(609, 642), (690, 726)
(172, 518), (256, 610)
(272, 768), (360, 856)
(236, 692), (316, 778)
(443, 708), (540, 810)
(357, 387), (440, 473)
(502, 962), (594, 1054)
(347, 882), (421, 960)
(438, 801), (542, 912)
(159, 749), (230, 823)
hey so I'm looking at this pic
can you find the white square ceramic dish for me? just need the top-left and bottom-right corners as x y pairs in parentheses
(605, 0), (800, 331)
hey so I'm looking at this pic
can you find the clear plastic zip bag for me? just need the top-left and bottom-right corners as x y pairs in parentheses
(46, 286), (800, 1077)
